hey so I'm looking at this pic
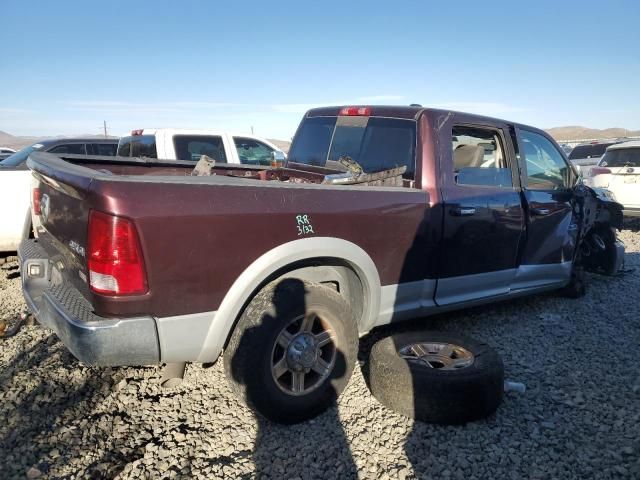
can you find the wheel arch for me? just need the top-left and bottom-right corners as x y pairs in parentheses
(196, 237), (381, 363)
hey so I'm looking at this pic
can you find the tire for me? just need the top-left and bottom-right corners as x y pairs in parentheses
(224, 278), (358, 424)
(560, 261), (586, 298)
(368, 331), (503, 425)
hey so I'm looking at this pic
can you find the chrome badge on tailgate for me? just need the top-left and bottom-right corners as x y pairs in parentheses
(69, 240), (86, 258)
(40, 193), (50, 223)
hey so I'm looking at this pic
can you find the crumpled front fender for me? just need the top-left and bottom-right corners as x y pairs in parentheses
(572, 184), (625, 275)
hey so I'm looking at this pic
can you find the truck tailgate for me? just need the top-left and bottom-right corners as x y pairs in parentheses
(30, 154), (94, 298)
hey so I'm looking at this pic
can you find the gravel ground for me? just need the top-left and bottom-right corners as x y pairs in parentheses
(1, 225), (639, 479)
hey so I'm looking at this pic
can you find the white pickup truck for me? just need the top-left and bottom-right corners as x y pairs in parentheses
(116, 128), (286, 165)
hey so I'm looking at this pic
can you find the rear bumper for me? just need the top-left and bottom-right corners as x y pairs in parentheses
(18, 239), (160, 366)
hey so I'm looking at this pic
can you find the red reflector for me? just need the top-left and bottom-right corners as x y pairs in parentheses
(32, 188), (41, 215)
(87, 210), (147, 296)
(131, 129), (144, 136)
(339, 106), (371, 116)
(590, 166), (612, 177)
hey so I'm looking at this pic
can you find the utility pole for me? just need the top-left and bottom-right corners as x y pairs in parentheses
(251, 126), (254, 135)
(103, 120), (108, 138)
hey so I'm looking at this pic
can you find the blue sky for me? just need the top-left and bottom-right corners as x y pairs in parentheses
(1, 0), (638, 140)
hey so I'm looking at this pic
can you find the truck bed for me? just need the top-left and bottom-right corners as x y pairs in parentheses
(27, 151), (436, 320)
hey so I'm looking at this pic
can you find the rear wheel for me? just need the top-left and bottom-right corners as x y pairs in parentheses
(224, 278), (358, 424)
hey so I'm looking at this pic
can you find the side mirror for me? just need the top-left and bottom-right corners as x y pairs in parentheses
(270, 150), (286, 167)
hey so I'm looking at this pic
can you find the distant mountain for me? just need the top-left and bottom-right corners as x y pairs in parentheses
(0, 130), (47, 150)
(545, 126), (640, 141)
(267, 139), (291, 153)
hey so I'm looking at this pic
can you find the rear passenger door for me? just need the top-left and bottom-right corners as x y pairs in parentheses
(513, 128), (578, 288)
(436, 118), (524, 305)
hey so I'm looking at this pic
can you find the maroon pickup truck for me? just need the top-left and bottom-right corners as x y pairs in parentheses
(20, 105), (624, 423)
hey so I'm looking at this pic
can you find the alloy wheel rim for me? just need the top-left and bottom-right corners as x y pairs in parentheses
(271, 312), (336, 396)
(398, 342), (474, 370)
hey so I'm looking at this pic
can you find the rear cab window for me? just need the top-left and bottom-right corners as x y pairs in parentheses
(288, 114), (417, 181)
(599, 147), (640, 167)
(173, 135), (227, 162)
(117, 135), (157, 158)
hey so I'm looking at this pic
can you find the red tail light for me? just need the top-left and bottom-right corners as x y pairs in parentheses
(87, 210), (147, 296)
(590, 166), (612, 177)
(32, 188), (41, 215)
(339, 106), (371, 116)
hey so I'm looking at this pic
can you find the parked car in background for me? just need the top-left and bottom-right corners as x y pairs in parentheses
(588, 141), (640, 216)
(568, 141), (618, 176)
(117, 129), (286, 165)
(559, 143), (573, 156)
(0, 138), (118, 252)
(0, 147), (16, 161)
(20, 105), (623, 423)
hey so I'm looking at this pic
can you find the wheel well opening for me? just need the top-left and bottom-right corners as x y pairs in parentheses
(223, 257), (366, 350)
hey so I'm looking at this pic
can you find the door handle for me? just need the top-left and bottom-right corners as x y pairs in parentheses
(531, 207), (550, 216)
(450, 207), (476, 216)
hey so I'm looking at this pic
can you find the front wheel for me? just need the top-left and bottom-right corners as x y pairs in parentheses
(224, 278), (358, 424)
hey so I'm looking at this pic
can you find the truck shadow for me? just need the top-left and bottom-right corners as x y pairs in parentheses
(228, 278), (358, 479)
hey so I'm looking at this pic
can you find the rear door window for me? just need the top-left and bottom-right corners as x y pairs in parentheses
(173, 135), (227, 162)
(48, 143), (86, 154)
(88, 143), (118, 156)
(233, 137), (275, 165)
(117, 135), (157, 158)
(451, 126), (513, 188)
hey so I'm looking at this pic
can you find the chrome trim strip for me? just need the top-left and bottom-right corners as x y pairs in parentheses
(512, 261), (572, 290)
(373, 262), (572, 328)
(377, 280), (437, 324)
(436, 269), (515, 306)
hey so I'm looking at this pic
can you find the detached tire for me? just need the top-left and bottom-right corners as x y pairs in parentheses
(224, 278), (358, 424)
(368, 331), (503, 425)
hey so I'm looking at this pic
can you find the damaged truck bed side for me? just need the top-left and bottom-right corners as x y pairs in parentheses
(20, 105), (624, 422)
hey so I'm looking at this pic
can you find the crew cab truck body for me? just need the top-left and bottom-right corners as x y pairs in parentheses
(20, 106), (624, 423)
(117, 128), (286, 165)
